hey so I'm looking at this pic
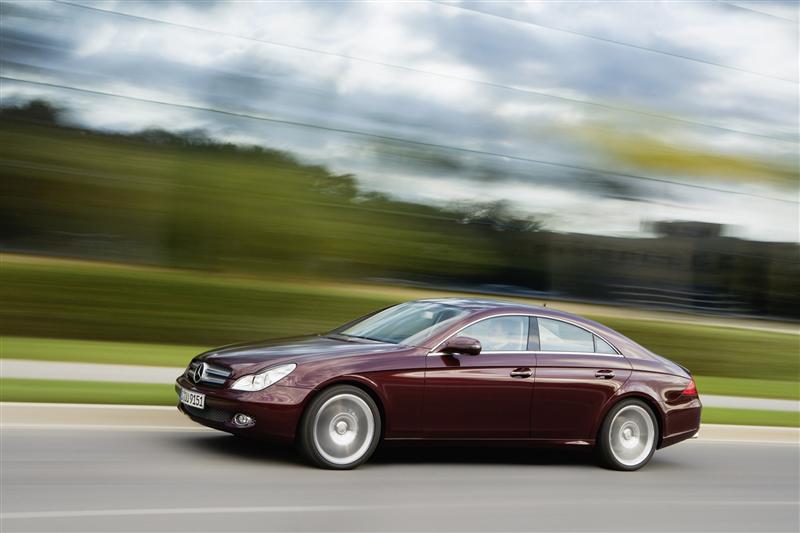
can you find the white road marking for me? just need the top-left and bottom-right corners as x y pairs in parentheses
(0, 505), (378, 520)
(3, 501), (797, 520)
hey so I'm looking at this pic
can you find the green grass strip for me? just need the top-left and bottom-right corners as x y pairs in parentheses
(3, 254), (798, 382)
(1, 336), (205, 368)
(0, 378), (176, 406)
(695, 375), (800, 401)
(701, 407), (799, 428)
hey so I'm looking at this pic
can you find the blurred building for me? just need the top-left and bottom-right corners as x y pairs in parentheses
(544, 221), (798, 317)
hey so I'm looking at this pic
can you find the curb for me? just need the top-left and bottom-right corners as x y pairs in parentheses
(694, 423), (799, 444)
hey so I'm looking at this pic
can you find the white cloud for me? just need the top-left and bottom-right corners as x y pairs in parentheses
(1, 0), (797, 241)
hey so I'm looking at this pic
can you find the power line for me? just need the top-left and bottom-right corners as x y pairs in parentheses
(2, 74), (796, 205)
(433, 1), (799, 84)
(717, 1), (799, 24)
(50, 0), (797, 145)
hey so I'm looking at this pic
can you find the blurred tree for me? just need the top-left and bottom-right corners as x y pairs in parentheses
(0, 100), (61, 125)
(1, 99), (797, 318)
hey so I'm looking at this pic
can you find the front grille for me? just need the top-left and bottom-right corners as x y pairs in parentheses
(183, 404), (232, 423)
(185, 361), (232, 386)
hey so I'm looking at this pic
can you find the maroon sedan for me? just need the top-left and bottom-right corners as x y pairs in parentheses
(176, 298), (701, 470)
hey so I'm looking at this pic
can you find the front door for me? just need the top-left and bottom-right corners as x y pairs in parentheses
(530, 317), (632, 440)
(423, 315), (536, 439)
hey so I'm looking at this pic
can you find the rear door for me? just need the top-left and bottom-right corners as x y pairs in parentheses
(530, 317), (632, 440)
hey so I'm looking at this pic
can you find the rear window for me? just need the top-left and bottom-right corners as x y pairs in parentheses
(594, 335), (617, 354)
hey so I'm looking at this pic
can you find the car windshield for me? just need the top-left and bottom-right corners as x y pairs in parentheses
(335, 302), (469, 345)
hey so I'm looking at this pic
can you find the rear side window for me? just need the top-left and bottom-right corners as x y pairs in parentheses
(594, 335), (617, 354)
(537, 318), (594, 353)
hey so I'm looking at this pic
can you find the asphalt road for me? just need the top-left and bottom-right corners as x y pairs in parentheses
(1, 427), (798, 532)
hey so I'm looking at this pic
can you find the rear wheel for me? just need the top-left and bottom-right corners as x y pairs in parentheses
(596, 399), (658, 471)
(299, 385), (381, 469)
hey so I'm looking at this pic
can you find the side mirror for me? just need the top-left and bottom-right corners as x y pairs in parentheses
(440, 336), (481, 356)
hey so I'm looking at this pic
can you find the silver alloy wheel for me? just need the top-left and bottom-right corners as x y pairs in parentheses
(312, 393), (375, 466)
(608, 404), (655, 467)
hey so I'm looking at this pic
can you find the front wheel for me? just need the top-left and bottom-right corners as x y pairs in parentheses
(298, 385), (381, 469)
(596, 399), (658, 471)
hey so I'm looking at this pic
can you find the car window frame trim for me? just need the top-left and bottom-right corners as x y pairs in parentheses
(427, 312), (623, 358)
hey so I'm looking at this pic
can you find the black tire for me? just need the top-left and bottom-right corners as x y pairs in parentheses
(596, 399), (658, 471)
(298, 385), (381, 469)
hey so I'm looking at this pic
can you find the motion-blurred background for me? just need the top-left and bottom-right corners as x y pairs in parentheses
(0, 1), (798, 422)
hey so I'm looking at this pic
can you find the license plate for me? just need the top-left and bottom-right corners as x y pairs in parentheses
(180, 387), (205, 409)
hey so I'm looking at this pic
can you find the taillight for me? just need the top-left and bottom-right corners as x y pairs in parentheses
(682, 379), (698, 396)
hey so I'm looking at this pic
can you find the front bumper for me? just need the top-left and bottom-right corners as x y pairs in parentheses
(175, 375), (312, 442)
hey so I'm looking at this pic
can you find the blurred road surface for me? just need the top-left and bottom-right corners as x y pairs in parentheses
(1, 426), (798, 532)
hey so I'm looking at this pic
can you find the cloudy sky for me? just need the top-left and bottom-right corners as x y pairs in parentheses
(1, 0), (798, 240)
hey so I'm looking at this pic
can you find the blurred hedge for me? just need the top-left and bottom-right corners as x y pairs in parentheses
(2, 255), (797, 382)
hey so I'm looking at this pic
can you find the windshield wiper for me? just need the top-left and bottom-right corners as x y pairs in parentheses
(328, 333), (385, 343)
(345, 334), (384, 342)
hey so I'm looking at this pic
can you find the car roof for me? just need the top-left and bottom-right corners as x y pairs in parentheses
(417, 297), (597, 324)
(418, 297), (548, 313)
(414, 297), (660, 362)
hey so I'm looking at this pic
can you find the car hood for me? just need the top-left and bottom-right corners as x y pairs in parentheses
(196, 335), (401, 374)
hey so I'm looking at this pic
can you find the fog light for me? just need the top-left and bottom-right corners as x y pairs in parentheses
(232, 413), (255, 428)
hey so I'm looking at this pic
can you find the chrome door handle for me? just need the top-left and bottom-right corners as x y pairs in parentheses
(595, 369), (615, 379)
(510, 368), (532, 378)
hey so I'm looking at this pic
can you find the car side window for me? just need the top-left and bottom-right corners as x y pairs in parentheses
(459, 316), (529, 352)
(537, 318), (594, 353)
(594, 335), (617, 354)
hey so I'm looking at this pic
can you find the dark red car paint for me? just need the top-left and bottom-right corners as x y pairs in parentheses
(176, 299), (701, 450)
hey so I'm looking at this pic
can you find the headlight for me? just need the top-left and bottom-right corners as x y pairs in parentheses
(230, 363), (296, 391)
